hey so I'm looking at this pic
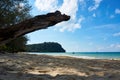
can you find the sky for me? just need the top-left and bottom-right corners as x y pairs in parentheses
(27, 0), (120, 52)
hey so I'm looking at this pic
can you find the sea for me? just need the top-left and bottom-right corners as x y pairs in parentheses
(29, 52), (120, 60)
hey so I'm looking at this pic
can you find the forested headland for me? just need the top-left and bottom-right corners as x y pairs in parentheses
(26, 42), (66, 52)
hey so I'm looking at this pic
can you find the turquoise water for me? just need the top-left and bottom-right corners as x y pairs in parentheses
(29, 52), (120, 59)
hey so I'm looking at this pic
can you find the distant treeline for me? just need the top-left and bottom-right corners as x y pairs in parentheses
(26, 42), (66, 52)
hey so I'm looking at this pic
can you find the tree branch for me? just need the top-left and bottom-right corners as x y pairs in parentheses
(0, 11), (70, 45)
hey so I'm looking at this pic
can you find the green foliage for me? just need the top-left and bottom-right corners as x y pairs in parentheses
(0, 0), (31, 52)
(27, 42), (66, 52)
(0, 0), (31, 28)
(5, 36), (28, 52)
(0, 45), (7, 51)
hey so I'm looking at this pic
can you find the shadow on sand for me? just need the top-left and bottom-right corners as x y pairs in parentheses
(0, 71), (119, 80)
(0, 53), (120, 80)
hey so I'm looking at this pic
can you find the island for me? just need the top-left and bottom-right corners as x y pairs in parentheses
(26, 42), (66, 52)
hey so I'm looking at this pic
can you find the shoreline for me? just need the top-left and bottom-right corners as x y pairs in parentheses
(28, 52), (120, 60)
(0, 52), (120, 80)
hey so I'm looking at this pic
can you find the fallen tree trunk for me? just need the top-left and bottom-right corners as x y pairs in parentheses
(0, 11), (70, 45)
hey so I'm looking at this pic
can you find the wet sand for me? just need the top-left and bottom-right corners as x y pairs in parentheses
(0, 52), (120, 80)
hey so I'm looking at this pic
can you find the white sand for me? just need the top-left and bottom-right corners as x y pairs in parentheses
(0, 52), (120, 80)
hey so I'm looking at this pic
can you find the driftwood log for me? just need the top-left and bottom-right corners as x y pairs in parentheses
(0, 11), (70, 45)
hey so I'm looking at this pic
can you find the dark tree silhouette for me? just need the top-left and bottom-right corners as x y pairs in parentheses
(0, 11), (70, 45)
(27, 42), (66, 52)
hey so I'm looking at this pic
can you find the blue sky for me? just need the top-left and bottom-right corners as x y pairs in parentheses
(27, 0), (120, 52)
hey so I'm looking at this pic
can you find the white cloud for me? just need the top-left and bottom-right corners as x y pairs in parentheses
(105, 44), (120, 51)
(93, 13), (96, 17)
(96, 43), (120, 52)
(113, 32), (120, 37)
(92, 23), (120, 29)
(35, 0), (84, 32)
(79, 0), (86, 10)
(110, 15), (115, 19)
(115, 8), (120, 14)
(57, 16), (85, 32)
(59, 0), (78, 20)
(57, 0), (83, 32)
(109, 44), (120, 48)
(88, 0), (102, 11)
(117, 44), (120, 48)
(35, 0), (58, 12)
(59, 22), (80, 32)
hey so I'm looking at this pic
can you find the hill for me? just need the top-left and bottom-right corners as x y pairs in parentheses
(26, 42), (66, 52)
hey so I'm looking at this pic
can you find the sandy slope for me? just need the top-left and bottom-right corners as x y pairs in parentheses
(0, 52), (120, 80)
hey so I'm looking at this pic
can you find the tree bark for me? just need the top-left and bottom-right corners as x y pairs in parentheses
(0, 11), (70, 45)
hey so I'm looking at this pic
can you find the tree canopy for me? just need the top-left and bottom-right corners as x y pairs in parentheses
(0, 0), (31, 28)
(0, 0), (31, 52)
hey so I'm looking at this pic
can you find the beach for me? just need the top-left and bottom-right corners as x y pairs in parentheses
(0, 52), (120, 80)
